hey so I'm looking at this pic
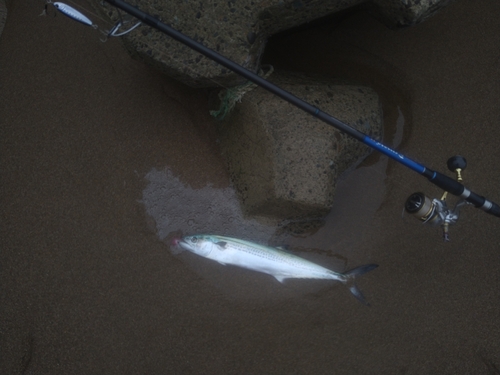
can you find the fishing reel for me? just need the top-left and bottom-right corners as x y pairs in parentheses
(404, 156), (469, 241)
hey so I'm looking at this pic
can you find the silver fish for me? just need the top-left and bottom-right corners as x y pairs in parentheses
(173, 234), (378, 305)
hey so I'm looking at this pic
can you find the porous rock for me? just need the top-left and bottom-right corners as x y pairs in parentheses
(93, 0), (454, 88)
(216, 70), (383, 221)
(367, 0), (455, 28)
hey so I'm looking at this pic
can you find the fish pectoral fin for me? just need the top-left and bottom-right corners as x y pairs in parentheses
(217, 261), (227, 266)
(273, 275), (287, 283)
(215, 241), (228, 250)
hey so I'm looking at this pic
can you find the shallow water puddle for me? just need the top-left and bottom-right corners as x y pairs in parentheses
(140, 148), (388, 301)
(141, 167), (277, 242)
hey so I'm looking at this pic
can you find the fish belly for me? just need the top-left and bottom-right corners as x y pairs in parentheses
(211, 244), (339, 281)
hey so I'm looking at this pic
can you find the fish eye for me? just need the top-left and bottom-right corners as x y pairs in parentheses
(191, 237), (198, 243)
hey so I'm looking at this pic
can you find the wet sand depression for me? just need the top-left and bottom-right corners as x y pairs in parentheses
(1, 0), (499, 374)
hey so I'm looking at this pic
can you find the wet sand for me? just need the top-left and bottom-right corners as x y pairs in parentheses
(1, 0), (500, 374)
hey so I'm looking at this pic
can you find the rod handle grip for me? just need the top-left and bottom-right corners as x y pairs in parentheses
(488, 202), (500, 217)
(428, 171), (463, 195)
(428, 171), (500, 218)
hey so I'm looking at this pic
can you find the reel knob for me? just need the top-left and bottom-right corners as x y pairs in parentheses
(447, 155), (467, 172)
(447, 155), (467, 182)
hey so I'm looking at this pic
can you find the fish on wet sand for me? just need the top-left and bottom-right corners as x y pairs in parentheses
(172, 234), (378, 305)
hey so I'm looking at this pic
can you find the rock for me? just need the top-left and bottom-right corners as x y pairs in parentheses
(93, 0), (454, 88)
(216, 70), (383, 221)
(367, 0), (456, 28)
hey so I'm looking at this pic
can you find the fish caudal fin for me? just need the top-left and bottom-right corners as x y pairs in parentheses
(343, 264), (379, 306)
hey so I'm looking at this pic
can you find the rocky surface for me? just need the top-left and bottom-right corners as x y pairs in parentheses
(217, 70), (383, 221)
(93, 0), (454, 87)
(370, 0), (455, 27)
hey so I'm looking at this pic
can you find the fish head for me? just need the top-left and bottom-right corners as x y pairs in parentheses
(178, 235), (215, 257)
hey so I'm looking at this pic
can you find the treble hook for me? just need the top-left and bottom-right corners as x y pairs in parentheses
(100, 7), (141, 42)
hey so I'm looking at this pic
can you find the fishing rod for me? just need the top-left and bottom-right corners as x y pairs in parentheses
(44, 0), (500, 240)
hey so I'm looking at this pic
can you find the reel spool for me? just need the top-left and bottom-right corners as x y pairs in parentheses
(404, 156), (469, 241)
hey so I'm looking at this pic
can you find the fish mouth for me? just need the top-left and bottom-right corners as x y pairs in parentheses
(171, 237), (182, 246)
(172, 237), (191, 250)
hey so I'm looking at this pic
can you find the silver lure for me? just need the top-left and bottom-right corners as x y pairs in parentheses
(174, 234), (378, 305)
(53, 2), (95, 27)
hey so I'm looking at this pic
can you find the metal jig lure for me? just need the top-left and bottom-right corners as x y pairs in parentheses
(53, 2), (96, 27)
(40, 1), (97, 28)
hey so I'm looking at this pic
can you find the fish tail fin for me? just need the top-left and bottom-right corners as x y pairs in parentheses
(343, 264), (378, 306)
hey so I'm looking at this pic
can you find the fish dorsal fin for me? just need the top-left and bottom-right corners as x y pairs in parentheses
(276, 245), (293, 254)
(215, 241), (228, 250)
